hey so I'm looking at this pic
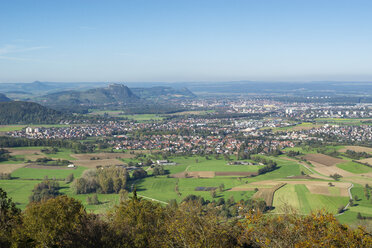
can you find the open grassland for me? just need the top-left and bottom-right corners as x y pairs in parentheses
(349, 184), (372, 216)
(177, 177), (250, 201)
(337, 161), (372, 174)
(58, 182), (122, 212)
(0, 179), (41, 209)
(133, 175), (254, 204)
(273, 184), (349, 215)
(134, 177), (181, 202)
(337, 184), (372, 225)
(11, 166), (86, 180)
(246, 157), (302, 183)
(73, 159), (125, 168)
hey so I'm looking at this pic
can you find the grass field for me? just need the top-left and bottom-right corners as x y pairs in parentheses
(172, 156), (262, 173)
(246, 157), (302, 182)
(1, 146), (371, 226)
(336, 161), (372, 174)
(11, 166), (86, 180)
(273, 184), (349, 214)
(337, 184), (372, 224)
(0, 180), (41, 209)
(133, 175), (252, 204)
(44, 148), (77, 160)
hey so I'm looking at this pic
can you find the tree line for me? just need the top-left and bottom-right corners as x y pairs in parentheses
(0, 188), (371, 248)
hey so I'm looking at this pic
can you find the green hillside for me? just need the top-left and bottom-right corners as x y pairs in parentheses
(0, 101), (68, 124)
(40, 84), (139, 105)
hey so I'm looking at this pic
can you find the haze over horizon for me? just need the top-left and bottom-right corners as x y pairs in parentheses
(1, 0), (372, 83)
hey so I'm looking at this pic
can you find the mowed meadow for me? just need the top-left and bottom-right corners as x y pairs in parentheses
(0, 145), (372, 225)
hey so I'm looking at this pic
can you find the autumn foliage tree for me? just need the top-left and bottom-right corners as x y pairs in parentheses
(238, 209), (372, 247)
(1, 187), (371, 248)
(0, 188), (21, 247)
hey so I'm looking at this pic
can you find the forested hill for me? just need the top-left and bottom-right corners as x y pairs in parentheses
(0, 101), (68, 124)
(0, 93), (11, 102)
(39, 84), (139, 105)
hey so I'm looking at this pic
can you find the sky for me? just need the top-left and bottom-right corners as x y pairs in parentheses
(1, 0), (372, 83)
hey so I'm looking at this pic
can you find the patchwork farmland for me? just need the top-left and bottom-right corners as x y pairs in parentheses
(1, 145), (372, 226)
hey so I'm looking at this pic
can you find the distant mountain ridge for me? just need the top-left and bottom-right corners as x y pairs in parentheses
(40, 84), (139, 105)
(38, 84), (196, 107)
(0, 101), (68, 124)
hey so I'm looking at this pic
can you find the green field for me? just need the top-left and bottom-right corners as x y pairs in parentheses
(1, 146), (371, 226)
(336, 161), (372, 174)
(11, 166), (86, 180)
(134, 176), (253, 203)
(0, 155), (25, 164)
(171, 156), (262, 172)
(337, 184), (372, 224)
(0, 180), (41, 209)
(273, 184), (349, 215)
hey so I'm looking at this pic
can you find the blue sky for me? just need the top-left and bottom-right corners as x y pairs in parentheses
(1, 0), (372, 82)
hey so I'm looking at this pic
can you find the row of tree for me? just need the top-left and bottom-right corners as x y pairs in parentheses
(251, 156), (278, 175)
(0, 148), (10, 162)
(345, 149), (372, 160)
